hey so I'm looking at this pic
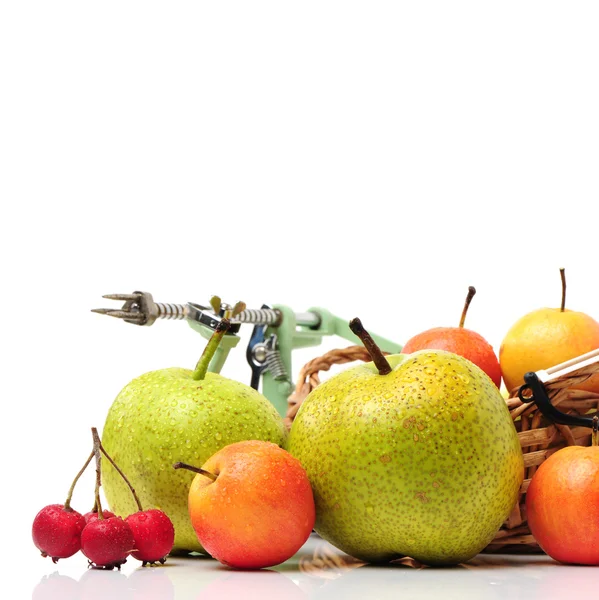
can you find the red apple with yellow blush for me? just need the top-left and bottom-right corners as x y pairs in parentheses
(174, 440), (315, 569)
(526, 435), (599, 565)
(401, 286), (502, 387)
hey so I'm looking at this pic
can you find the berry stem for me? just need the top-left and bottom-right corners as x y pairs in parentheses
(91, 427), (105, 519)
(592, 416), (598, 447)
(459, 286), (476, 328)
(99, 443), (143, 512)
(349, 318), (391, 375)
(560, 268), (566, 312)
(64, 450), (94, 511)
(192, 319), (231, 381)
(173, 462), (218, 481)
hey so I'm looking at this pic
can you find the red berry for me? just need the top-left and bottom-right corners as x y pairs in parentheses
(32, 504), (86, 563)
(125, 509), (175, 565)
(83, 510), (116, 524)
(81, 516), (134, 569)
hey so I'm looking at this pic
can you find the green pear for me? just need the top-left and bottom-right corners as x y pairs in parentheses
(287, 318), (523, 565)
(101, 320), (287, 553)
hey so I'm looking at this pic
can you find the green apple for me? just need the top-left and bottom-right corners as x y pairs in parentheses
(101, 320), (287, 553)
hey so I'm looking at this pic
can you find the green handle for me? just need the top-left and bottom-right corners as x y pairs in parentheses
(186, 307), (402, 420)
(187, 320), (241, 374)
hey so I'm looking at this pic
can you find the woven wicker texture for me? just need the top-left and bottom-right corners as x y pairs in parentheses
(286, 346), (599, 553)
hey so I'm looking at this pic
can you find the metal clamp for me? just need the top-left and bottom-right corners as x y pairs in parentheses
(186, 303), (241, 334)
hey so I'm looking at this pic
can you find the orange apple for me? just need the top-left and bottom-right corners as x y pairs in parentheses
(401, 286), (502, 387)
(175, 440), (315, 569)
(526, 444), (599, 565)
(500, 269), (599, 394)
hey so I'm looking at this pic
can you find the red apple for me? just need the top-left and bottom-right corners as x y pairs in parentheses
(401, 286), (502, 387)
(177, 440), (315, 569)
(526, 444), (599, 565)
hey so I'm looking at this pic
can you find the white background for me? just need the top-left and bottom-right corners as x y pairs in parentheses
(1, 1), (598, 594)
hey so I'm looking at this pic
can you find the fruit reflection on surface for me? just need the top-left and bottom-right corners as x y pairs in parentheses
(78, 568), (132, 600)
(500, 268), (599, 393)
(32, 573), (80, 600)
(102, 319), (288, 553)
(176, 440), (315, 569)
(288, 318), (523, 565)
(198, 570), (306, 599)
(526, 434), (599, 565)
(401, 286), (501, 387)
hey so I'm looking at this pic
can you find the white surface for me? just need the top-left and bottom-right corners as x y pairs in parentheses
(2, 3), (599, 597)
(28, 533), (596, 600)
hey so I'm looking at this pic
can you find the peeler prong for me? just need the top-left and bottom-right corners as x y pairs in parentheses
(90, 308), (113, 315)
(102, 293), (142, 301)
(92, 309), (145, 321)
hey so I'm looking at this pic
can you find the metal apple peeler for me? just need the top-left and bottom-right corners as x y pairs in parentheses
(92, 291), (402, 417)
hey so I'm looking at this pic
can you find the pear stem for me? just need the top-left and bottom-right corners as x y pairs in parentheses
(192, 319), (231, 381)
(349, 318), (391, 375)
(592, 416), (598, 447)
(91, 428), (104, 520)
(100, 443), (143, 512)
(459, 286), (476, 328)
(173, 462), (218, 481)
(560, 268), (566, 312)
(64, 450), (94, 511)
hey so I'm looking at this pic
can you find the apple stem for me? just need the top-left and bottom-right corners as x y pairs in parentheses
(91, 428), (105, 520)
(592, 416), (598, 447)
(349, 318), (392, 375)
(459, 286), (476, 328)
(560, 268), (566, 312)
(173, 462), (218, 481)
(192, 319), (231, 381)
(64, 450), (94, 511)
(99, 442), (143, 512)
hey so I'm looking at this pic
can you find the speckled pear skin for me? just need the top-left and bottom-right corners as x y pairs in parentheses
(102, 368), (287, 554)
(287, 350), (524, 565)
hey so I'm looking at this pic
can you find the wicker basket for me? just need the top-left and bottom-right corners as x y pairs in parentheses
(285, 346), (599, 554)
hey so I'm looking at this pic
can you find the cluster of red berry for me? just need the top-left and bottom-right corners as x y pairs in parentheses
(32, 428), (175, 570)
